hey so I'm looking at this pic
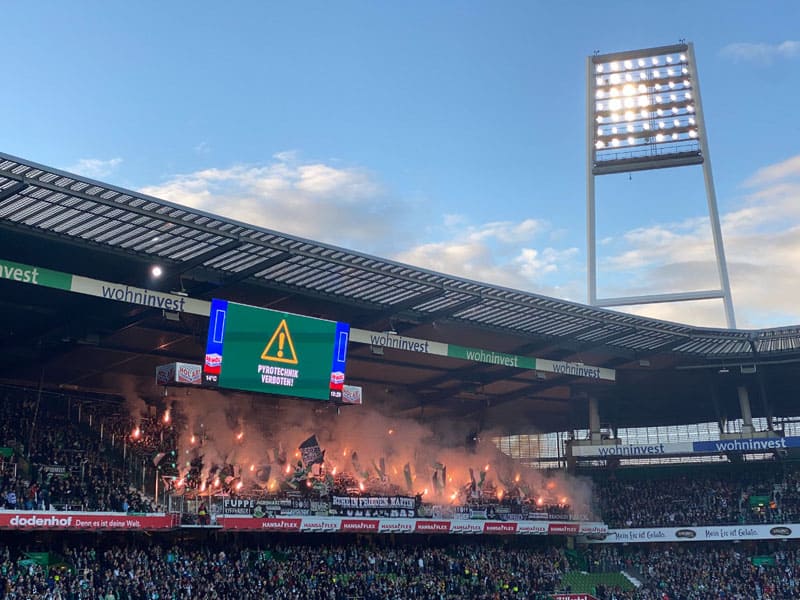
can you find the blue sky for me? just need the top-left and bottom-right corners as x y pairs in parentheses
(3, 1), (800, 329)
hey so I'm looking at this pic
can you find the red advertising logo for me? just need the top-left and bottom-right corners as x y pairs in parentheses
(483, 522), (518, 534)
(177, 363), (202, 384)
(414, 520), (451, 534)
(340, 519), (380, 532)
(204, 353), (222, 374)
(548, 522), (580, 535)
(0, 512), (177, 531)
(261, 518), (302, 531)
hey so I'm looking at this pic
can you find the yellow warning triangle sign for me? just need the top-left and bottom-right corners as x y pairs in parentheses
(261, 319), (299, 364)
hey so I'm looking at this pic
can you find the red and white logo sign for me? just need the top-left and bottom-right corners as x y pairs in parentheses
(261, 518), (302, 531)
(341, 384), (363, 405)
(378, 519), (414, 533)
(340, 519), (380, 532)
(449, 520), (483, 534)
(301, 519), (339, 532)
(548, 522), (580, 535)
(176, 363), (202, 384)
(517, 522), (548, 535)
(0, 512), (177, 531)
(204, 353), (222, 374)
(414, 520), (451, 534)
(483, 522), (518, 534)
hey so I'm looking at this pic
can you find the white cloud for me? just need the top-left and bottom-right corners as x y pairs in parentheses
(139, 154), (405, 252)
(744, 155), (800, 187)
(141, 154), (580, 298)
(395, 219), (580, 297)
(66, 157), (123, 178)
(601, 154), (800, 328)
(720, 40), (800, 65)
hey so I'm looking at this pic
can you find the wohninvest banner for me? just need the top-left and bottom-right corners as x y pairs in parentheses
(570, 436), (800, 458)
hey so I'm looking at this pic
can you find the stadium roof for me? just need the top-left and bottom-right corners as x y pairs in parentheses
(3, 152), (800, 358)
(2, 151), (800, 435)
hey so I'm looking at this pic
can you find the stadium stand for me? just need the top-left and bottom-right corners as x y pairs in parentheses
(594, 462), (800, 527)
(4, 153), (800, 599)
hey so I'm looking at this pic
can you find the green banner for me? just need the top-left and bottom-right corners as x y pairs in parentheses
(0, 259), (71, 290)
(447, 344), (537, 370)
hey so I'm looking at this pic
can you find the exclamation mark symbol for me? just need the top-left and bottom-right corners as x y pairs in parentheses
(278, 332), (285, 358)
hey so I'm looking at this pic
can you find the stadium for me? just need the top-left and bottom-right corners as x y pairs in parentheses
(2, 48), (800, 600)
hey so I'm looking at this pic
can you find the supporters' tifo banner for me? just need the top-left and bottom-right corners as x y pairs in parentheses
(0, 511), (179, 531)
(330, 495), (417, 518)
(583, 523), (800, 544)
(571, 436), (800, 458)
(1, 257), (614, 381)
(214, 515), (607, 535)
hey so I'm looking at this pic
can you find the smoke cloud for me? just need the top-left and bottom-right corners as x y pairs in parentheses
(120, 384), (595, 518)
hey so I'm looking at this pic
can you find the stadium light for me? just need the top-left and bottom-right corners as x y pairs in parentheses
(590, 44), (700, 174)
(151, 265), (163, 278)
(586, 42), (736, 328)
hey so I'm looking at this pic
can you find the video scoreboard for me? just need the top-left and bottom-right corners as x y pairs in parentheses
(203, 299), (350, 402)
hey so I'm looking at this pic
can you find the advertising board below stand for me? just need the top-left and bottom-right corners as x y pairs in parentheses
(583, 523), (800, 543)
(213, 515), (607, 535)
(0, 511), (179, 531)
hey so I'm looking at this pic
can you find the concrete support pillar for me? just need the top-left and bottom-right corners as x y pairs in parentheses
(737, 385), (755, 435)
(589, 396), (601, 441)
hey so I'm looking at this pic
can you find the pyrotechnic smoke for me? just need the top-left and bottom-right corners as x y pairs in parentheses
(111, 384), (589, 518)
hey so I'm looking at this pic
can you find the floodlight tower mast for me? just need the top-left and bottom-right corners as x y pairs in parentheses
(586, 42), (736, 328)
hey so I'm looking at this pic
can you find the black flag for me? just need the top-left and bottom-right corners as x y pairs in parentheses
(299, 435), (324, 466)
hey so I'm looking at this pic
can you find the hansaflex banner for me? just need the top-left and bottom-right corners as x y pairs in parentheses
(585, 523), (800, 543)
(0, 512), (178, 531)
(214, 515), (606, 535)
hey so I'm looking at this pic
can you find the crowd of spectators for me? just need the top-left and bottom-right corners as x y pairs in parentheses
(595, 464), (800, 528)
(1, 538), (799, 600)
(586, 544), (800, 600)
(0, 388), (156, 514)
(0, 540), (566, 600)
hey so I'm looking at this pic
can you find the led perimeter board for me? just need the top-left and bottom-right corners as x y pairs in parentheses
(203, 299), (350, 402)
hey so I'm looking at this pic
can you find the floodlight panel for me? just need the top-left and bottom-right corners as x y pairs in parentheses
(589, 44), (703, 174)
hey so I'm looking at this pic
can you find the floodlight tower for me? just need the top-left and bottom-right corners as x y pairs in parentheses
(586, 42), (736, 328)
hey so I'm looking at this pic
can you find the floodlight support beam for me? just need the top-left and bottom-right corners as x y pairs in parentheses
(586, 42), (737, 328)
(586, 55), (598, 306)
(687, 42), (736, 328)
(594, 289), (725, 308)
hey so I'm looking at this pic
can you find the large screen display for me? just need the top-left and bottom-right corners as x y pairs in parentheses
(203, 299), (350, 401)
